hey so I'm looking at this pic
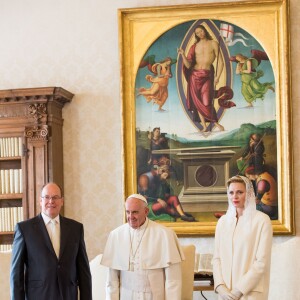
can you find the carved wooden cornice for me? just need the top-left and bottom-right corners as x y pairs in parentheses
(0, 87), (74, 104)
(0, 87), (73, 120)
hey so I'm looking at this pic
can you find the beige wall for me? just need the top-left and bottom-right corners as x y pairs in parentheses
(1, 0), (299, 299)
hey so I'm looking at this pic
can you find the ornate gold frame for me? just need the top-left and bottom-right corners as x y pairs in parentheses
(119, 0), (294, 236)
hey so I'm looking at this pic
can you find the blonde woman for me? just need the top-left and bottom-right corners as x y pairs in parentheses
(212, 175), (272, 300)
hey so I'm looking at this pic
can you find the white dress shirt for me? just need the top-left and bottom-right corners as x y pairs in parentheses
(41, 212), (60, 257)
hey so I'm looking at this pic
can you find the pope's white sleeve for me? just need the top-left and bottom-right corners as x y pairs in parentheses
(165, 262), (182, 300)
(105, 268), (120, 300)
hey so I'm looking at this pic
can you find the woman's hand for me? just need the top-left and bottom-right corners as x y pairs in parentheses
(231, 288), (243, 299)
(217, 285), (239, 300)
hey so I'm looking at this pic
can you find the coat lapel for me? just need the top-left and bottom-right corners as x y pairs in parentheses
(59, 215), (71, 259)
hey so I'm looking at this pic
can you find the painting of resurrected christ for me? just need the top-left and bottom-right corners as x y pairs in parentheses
(135, 19), (277, 223)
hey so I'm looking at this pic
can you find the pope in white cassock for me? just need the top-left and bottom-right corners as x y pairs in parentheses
(101, 194), (184, 300)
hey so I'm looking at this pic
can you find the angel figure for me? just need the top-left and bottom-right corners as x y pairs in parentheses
(137, 55), (176, 111)
(232, 50), (275, 107)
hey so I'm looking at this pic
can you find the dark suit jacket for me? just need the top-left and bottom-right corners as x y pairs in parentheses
(10, 214), (92, 300)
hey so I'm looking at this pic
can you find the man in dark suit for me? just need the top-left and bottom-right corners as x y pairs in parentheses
(10, 182), (92, 300)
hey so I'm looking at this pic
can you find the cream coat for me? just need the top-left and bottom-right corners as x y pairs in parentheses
(212, 211), (272, 300)
(101, 218), (184, 299)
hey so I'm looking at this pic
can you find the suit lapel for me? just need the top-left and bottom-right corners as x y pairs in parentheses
(59, 215), (70, 259)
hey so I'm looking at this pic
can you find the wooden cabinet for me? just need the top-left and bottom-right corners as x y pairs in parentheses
(0, 87), (73, 250)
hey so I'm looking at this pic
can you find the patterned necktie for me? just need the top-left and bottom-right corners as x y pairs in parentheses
(50, 219), (60, 258)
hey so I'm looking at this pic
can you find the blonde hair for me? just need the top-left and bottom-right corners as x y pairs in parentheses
(226, 176), (245, 188)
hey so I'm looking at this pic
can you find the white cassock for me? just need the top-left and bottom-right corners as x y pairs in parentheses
(100, 218), (184, 300)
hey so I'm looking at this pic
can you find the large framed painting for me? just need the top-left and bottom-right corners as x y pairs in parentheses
(119, 0), (294, 235)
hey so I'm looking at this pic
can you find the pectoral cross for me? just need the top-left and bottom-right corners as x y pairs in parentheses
(129, 257), (135, 271)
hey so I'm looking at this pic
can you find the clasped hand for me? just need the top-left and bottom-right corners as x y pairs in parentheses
(217, 285), (243, 300)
